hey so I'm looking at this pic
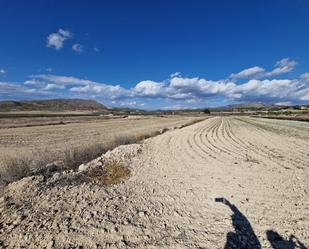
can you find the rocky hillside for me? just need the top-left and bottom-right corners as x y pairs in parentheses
(0, 99), (107, 112)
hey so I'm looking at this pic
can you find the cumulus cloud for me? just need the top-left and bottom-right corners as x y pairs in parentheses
(132, 81), (166, 97)
(230, 66), (265, 79)
(0, 81), (49, 99)
(231, 58), (297, 80)
(167, 77), (236, 101)
(28, 74), (128, 100)
(2, 58), (308, 109)
(0, 69), (6, 75)
(47, 29), (72, 50)
(299, 73), (309, 83)
(72, 43), (83, 53)
(230, 79), (296, 100)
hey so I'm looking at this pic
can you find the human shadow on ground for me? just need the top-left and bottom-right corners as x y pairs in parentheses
(215, 197), (261, 249)
(216, 197), (308, 249)
(266, 230), (308, 249)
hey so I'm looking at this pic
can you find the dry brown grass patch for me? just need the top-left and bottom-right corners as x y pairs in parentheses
(89, 160), (131, 186)
(0, 155), (32, 184)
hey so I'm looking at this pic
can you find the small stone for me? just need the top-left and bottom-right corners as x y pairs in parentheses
(47, 240), (54, 249)
(138, 211), (146, 217)
(78, 164), (88, 172)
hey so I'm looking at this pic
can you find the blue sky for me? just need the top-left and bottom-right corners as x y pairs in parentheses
(0, 0), (309, 109)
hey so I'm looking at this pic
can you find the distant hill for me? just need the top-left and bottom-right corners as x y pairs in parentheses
(228, 102), (275, 109)
(210, 102), (276, 111)
(0, 99), (107, 112)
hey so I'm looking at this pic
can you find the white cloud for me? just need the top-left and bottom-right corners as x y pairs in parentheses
(29, 74), (127, 99)
(231, 58), (297, 80)
(72, 43), (83, 53)
(0, 81), (48, 99)
(45, 84), (65, 90)
(230, 66), (265, 79)
(170, 72), (182, 78)
(0, 69), (6, 75)
(230, 79), (296, 99)
(15, 59), (309, 106)
(58, 29), (71, 37)
(169, 77), (236, 98)
(120, 101), (145, 107)
(2, 58), (308, 108)
(299, 73), (309, 83)
(32, 74), (93, 86)
(269, 58), (297, 76)
(47, 29), (72, 50)
(132, 80), (166, 97)
(23, 79), (47, 88)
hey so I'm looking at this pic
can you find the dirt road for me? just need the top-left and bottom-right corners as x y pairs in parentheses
(1, 117), (309, 248)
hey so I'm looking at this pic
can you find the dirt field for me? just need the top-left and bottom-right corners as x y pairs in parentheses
(0, 116), (202, 182)
(0, 115), (112, 129)
(1, 116), (309, 248)
(0, 116), (197, 154)
(253, 114), (309, 122)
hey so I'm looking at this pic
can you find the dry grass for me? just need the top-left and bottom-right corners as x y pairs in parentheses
(88, 160), (131, 185)
(62, 131), (161, 170)
(0, 133), (147, 184)
(177, 118), (205, 129)
(0, 156), (32, 183)
(0, 128), (166, 184)
(0, 116), (205, 184)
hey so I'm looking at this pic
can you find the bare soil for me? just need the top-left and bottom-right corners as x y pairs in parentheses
(0, 116), (200, 181)
(0, 117), (308, 248)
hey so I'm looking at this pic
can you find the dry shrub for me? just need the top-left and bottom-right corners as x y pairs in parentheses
(0, 152), (59, 183)
(89, 160), (131, 185)
(63, 133), (151, 170)
(63, 143), (107, 170)
(0, 155), (32, 184)
(0, 118), (204, 184)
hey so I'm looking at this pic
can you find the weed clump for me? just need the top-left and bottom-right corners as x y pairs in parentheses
(88, 160), (131, 185)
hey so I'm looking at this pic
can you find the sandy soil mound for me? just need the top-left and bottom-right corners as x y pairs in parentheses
(1, 117), (309, 248)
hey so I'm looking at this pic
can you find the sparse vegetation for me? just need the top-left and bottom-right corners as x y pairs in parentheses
(0, 155), (32, 183)
(0, 132), (152, 184)
(88, 160), (131, 185)
(0, 116), (205, 184)
(178, 118), (206, 128)
(62, 131), (162, 171)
